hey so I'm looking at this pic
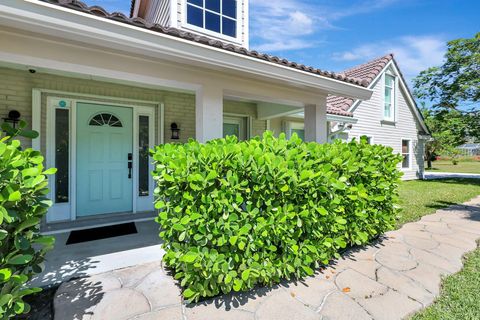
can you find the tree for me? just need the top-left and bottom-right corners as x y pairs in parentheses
(413, 33), (479, 115)
(421, 108), (470, 168)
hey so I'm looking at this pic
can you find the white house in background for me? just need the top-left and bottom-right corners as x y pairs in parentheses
(270, 55), (431, 180)
(0, 0), (372, 230)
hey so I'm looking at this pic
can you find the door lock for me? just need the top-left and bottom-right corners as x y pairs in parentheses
(128, 153), (133, 179)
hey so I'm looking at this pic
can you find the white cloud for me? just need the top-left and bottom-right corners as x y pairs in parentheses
(250, 0), (401, 52)
(333, 35), (446, 81)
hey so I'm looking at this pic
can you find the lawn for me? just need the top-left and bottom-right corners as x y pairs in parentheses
(397, 178), (480, 320)
(397, 178), (480, 226)
(425, 160), (480, 174)
(411, 248), (480, 320)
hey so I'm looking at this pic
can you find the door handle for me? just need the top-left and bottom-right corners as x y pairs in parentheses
(128, 161), (132, 179)
(128, 153), (133, 179)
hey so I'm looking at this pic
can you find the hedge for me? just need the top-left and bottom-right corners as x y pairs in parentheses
(0, 122), (55, 318)
(152, 132), (402, 301)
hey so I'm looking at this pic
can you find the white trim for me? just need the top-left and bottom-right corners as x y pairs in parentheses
(41, 216), (155, 235)
(223, 113), (251, 140)
(347, 60), (429, 134)
(326, 114), (358, 124)
(0, 1), (372, 100)
(31, 89), (41, 150)
(383, 73), (396, 122)
(401, 138), (412, 170)
(181, 0), (243, 45)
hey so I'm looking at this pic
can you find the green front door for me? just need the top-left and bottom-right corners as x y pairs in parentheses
(76, 103), (133, 217)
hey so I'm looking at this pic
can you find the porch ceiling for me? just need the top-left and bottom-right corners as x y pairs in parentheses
(0, 0), (373, 102)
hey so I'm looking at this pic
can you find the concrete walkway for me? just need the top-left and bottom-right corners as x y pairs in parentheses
(425, 172), (480, 180)
(54, 196), (480, 320)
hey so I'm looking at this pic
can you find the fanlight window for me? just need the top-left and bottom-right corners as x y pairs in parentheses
(89, 113), (123, 127)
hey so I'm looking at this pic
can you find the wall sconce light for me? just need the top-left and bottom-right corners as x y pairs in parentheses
(170, 123), (180, 140)
(3, 110), (21, 129)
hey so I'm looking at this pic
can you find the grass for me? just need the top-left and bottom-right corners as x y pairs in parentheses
(397, 178), (480, 226)
(425, 160), (480, 174)
(411, 248), (480, 320)
(397, 178), (480, 319)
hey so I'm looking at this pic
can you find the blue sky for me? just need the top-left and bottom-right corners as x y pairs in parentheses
(84, 0), (479, 84)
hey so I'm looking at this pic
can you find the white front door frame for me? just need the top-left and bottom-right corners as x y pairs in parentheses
(36, 89), (162, 223)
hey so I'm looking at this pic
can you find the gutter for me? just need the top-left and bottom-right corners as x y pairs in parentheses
(0, 0), (373, 101)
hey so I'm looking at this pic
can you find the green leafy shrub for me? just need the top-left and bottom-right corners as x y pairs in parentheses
(0, 123), (55, 318)
(152, 132), (402, 301)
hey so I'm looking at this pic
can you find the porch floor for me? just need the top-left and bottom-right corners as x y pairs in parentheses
(31, 220), (164, 288)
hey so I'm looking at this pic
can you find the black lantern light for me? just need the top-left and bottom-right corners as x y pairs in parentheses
(3, 110), (21, 129)
(170, 123), (180, 140)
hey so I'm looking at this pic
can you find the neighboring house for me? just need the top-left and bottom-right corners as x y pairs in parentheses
(0, 0), (372, 228)
(269, 55), (431, 180)
(457, 143), (480, 156)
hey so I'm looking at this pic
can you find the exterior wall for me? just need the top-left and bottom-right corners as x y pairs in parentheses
(0, 66), (195, 150)
(224, 100), (266, 137)
(0, 67), (266, 150)
(347, 74), (425, 180)
(269, 116), (303, 137)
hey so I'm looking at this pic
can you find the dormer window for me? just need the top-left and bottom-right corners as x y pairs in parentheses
(384, 74), (396, 121)
(186, 0), (238, 38)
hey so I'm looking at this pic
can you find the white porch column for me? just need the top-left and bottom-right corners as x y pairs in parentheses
(304, 95), (328, 143)
(195, 84), (223, 142)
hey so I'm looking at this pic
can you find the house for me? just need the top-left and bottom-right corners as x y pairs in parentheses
(0, 0), (373, 228)
(457, 143), (480, 156)
(268, 55), (431, 180)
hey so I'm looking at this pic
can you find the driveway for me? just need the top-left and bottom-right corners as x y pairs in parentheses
(425, 172), (480, 180)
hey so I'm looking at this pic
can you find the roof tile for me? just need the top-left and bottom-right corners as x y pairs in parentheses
(41, 0), (367, 90)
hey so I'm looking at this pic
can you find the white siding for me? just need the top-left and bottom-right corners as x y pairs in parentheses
(347, 73), (425, 180)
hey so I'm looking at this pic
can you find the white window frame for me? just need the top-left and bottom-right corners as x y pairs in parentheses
(383, 73), (396, 122)
(182, 0), (242, 44)
(223, 113), (251, 140)
(37, 90), (162, 223)
(401, 139), (412, 170)
(283, 121), (304, 139)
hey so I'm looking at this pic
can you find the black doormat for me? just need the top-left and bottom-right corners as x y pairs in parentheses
(66, 222), (138, 245)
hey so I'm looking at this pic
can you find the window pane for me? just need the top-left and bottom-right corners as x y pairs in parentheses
(385, 74), (394, 87)
(223, 123), (240, 138)
(222, 17), (236, 37)
(187, 0), (203, 6)
(205, 0), (220, 12)
(187, 4), (203, 27)
(222, 0), (237, 18)
(205, 11), (221, 32)
(291, 129), (304, 141)
(402, 140), (409, 153)
(384, 103), (391, 118)
(402, 155), (410, 168)
(139, 116), (150, 197)
(55, 109), (69, 203)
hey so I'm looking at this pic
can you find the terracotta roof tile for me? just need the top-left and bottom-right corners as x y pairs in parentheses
(41, 0), (368, 90)
(326, 54), (395, 117)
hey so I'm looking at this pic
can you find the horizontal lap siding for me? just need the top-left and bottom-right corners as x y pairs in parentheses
(348, 76), (424, 180)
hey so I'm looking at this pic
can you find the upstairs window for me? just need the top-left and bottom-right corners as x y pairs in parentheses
(384, 74), (395, 121)
(187, 0), (237, 38)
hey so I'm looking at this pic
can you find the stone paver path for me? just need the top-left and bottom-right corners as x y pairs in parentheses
(54, 196), (480, 320)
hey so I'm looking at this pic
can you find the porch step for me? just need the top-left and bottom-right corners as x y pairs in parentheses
(41, 211), (157, 234)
